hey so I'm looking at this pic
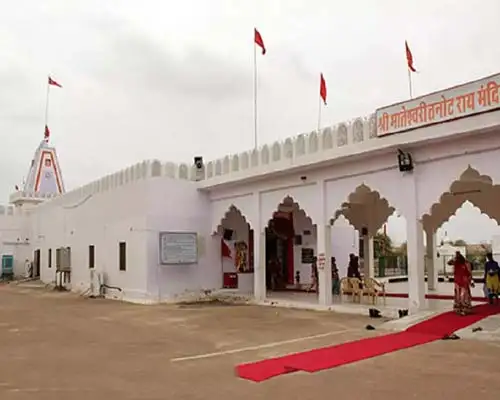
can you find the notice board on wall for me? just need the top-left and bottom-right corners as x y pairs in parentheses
(159, 232), (198, 265)
(301, 248), (315, 263)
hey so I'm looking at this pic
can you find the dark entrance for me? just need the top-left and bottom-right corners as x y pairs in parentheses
(265, 211), (295, 289)
(33, 249), (41, 278)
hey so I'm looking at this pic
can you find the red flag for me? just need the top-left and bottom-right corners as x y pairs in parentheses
(405, 41), (416, 72)
(48, 76), (62, 88)
(44, 125), (50, 140)
(320, 73), (327, 105)
(254, 28), (266, 55)
(221, 239), (231, 259)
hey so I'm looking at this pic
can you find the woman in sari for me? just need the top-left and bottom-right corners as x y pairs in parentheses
(448, 252), (473, 315)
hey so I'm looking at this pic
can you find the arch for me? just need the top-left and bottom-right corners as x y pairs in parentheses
(250, 149), (259, 167)
(178, 164), (189, 179)
(211, 194), (256, 234)
(266, 195), (314, 228)
(261, 185), (320, 227)
(215, 205), (251, 235)
(272, 142), (281, 162)
(322, 127), (333, 149)
(215, 205), (255, 275)
(261, 145), (270, 164)
(215, 159), (222, 176)
(265, 195), (316, 288)
(337, 123), (348, 146)
(308, 132), (319, 153)
(222, 156), (230, 174)
(134, 163), (142, 180)
(241, 152), (249, 169)
(151, 160), (161, 176)
(422, 165), (500, 232)
(283, 138), (293, 159)
(295, 134), (306, 156)
(206, 161), (214, 178)
(164, 162), (176, 178)
(368, 114), (377, 138)
(353, 118), (364, 143)
(140, 161), (148, 178)
(231, 155), (239, 172)
(331, 184), (396, 234)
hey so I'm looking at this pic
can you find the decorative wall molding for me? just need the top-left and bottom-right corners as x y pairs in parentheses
(4, 114), (376, 211)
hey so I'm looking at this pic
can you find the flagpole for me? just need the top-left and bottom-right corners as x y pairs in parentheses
(317, 94), (322, 134)
(253, 39), (258, 150)
(44, 77), (50, 126)
(408, 69), (413, 99)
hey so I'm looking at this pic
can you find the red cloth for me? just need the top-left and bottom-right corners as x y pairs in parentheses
(320, 73), (327, 105)
(44, 125), (50, 139)
(221, 239), (231, 259)
(454, 260), (471, 288)
(48, 76), (62, 88)
(405, 41), (416, 72)
(254, 28), (266, 55)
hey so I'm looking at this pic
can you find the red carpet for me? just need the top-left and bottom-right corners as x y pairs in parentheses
(386, 292), (488, 302)
(236, 304), (500, 382)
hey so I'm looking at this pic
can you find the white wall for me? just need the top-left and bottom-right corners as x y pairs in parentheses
(144, 177), (220, 301)
(0, 208), (31, 277)
(34, 179), (150, 301)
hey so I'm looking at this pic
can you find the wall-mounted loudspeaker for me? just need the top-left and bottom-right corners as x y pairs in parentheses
(223, 228), (234, 241)
(361, 227), (368, 236)
(397, 149), (414, 172)
(194, 156), (204, 181)
(194, 156), (203, 170)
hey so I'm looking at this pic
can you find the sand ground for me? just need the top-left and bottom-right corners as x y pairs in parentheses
(0, 283), (499, 400)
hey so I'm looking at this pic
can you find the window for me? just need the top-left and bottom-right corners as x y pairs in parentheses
(119, 242), (126, 271)
(89, 245), (95, 269)
(56, 248), (61, 269)
(48, 248), (52, 268)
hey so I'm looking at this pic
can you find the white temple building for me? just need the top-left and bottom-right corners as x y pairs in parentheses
(0, 72), (499, 313)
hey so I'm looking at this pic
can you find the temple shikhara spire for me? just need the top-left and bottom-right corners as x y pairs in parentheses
(22, 132), (65, 196)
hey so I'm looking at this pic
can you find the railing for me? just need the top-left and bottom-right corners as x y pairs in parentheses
(375, 256), (408, 278)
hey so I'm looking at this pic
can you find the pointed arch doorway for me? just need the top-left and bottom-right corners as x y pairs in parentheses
(215, 206), (254, 292)
(265, 196), (315, 292)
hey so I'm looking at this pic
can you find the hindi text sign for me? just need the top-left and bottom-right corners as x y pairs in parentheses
(159, 231), (198, 265)
(376, 73), (500, 137)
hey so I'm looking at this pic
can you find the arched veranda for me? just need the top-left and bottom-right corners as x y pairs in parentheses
(422, 166), (500, 291)
(331, 184), (407, 279)
(214, 205), (255, 292)
(264, 196), (317, 294)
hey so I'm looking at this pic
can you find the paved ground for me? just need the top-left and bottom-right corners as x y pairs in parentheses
(1, 284), (500, 400)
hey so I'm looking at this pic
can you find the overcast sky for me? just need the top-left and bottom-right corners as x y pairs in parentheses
(1, 0), (500, 243)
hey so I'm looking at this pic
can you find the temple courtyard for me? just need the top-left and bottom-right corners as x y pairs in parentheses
(0, 283), (499, 400)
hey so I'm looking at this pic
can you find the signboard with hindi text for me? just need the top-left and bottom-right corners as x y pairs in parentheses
(376, 73), (500, 137)
(159, 231), (198, 265)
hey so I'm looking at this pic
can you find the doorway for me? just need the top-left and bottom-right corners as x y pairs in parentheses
(265, 212), (295, 289)
(33, 249), (41, 278)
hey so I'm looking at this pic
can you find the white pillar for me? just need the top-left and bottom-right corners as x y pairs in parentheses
(253, 193), (266, 302)
(316, 180), (332, 306)
(406, 174), (426, 313)
(318, 224), (332, 306)
(363, 234), (375, 278)
(425, 230), (438, 291)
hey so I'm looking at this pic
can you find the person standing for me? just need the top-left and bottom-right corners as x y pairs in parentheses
(347, 254), (361, 280)
(448, 251), (473, 315)
(484, 252), (500, 305)
(308, 256), (319, 292)
(331, 257), (340, 296)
